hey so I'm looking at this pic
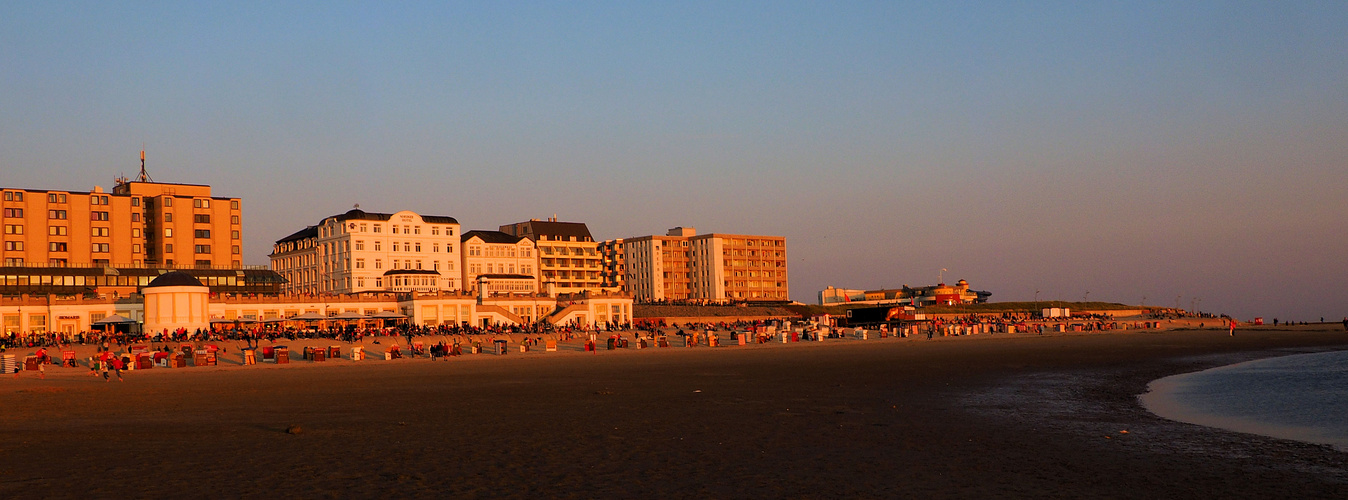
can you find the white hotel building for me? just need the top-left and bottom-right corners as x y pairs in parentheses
(270, 209), (462, 294)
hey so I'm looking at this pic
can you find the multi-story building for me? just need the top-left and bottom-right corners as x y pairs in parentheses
(624, 227), (788, 303)
(597, 238), (624, 290)
(461, 230), (539, 294)
(2, 167), (241, 268)
(270, 208), (462, 295)
(0, 154), (281, 298)
(498, 217), (607, 295)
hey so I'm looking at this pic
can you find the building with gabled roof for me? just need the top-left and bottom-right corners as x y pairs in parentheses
(461, 230), (538, 294)
(499, 217), (609, 295)
(270, 208), (462, 295)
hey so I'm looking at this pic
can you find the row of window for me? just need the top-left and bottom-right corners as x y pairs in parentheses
(160, 244), (240, 255)
(466, 245), (533, 258)
(325, 223), (455, 237)
(348, 240), (454, 253)
(467, 263), (533, 275)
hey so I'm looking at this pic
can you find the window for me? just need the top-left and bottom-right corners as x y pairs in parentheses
(392, 242), (399, 252)
(193, 199), (210, 208)
(415, 243), (421, 252)
(48, 193), (67, 203)
(194, 214), (211, 223)
(133, 244), (141, 253)
(194, 229), (211, 239)
(374, 259), (382, 269)
(49, 242), (68, 252)
(2, 192), (8, 201)
(416, 260), (422, 270)
(165, 244), (173, 253)
(131, 197), (140, 207)
(4, 241), (21, 251)
(92, 227), (109, 237)
(93, 243), (109, 253)
(373, 241), (381, 251)
(391, 225), (398, 234)
(132, 213), (141, 222)
(431, 227), (439, 235)
(432, 244), (439, 253)
(165, 228), (173, 238)
(4, 224), (22, 234)
(231, 230), (240, 240)
(91, 211), (108, 221)
(355, 258), (365, 269)
(230, 200), (239, 210)
(163, 197), (172, 207)
(232, 245), (240, 254)
(355, 240), (364, 250)
(194, 245), (211, 254)
(373, 225), (381, 233)
(48, 210), (67, 219)
(48, 226), (67, 236)
(414, 226), (421, 235)
(164, 213), (173, 222)
(2, 208), (21, 217)
(447, 243), (453, 253)
(230, 215), (239, 224)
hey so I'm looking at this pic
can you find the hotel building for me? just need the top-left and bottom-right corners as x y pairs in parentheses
(498, 218), (608, 295)
(461, 230), (539, 294)
(622, 227), (788, 303)
(270, 208), (462, 295)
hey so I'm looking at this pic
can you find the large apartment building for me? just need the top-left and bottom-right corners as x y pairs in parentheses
(498, 217), (607, 294)
(2, 179), (241, 268)
(622, 227), (788, 303)
(270, 208), (462, 295)
(0, 154), (287, 298)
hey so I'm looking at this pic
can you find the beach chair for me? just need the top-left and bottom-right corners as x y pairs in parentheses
(62, 350), (77, 367)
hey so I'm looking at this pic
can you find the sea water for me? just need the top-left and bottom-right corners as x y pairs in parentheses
(1141, 350), (1348, 451)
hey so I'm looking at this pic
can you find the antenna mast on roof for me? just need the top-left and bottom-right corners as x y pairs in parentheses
(135, 146), (153, 183)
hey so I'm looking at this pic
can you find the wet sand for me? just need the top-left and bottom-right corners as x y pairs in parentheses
(3, 327), (1348, 498)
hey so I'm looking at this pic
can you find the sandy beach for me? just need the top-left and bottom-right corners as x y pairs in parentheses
(3, 325), (1348, 498)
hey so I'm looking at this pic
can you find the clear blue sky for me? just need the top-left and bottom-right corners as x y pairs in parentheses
(3, 2), (1346, 321)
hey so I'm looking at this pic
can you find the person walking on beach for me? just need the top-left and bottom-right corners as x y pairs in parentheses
(1229, 318), (1237, 337)
(99, 349), (113, 381)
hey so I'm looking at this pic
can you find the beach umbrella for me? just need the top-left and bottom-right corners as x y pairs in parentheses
(92, 314), (137, 325)
(332, 311), (371, 320)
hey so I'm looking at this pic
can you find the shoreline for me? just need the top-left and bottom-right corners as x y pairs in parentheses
(4, 327), (1348, 497)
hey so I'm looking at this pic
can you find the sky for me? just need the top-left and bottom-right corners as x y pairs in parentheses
(2, 1), (1346, 321)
